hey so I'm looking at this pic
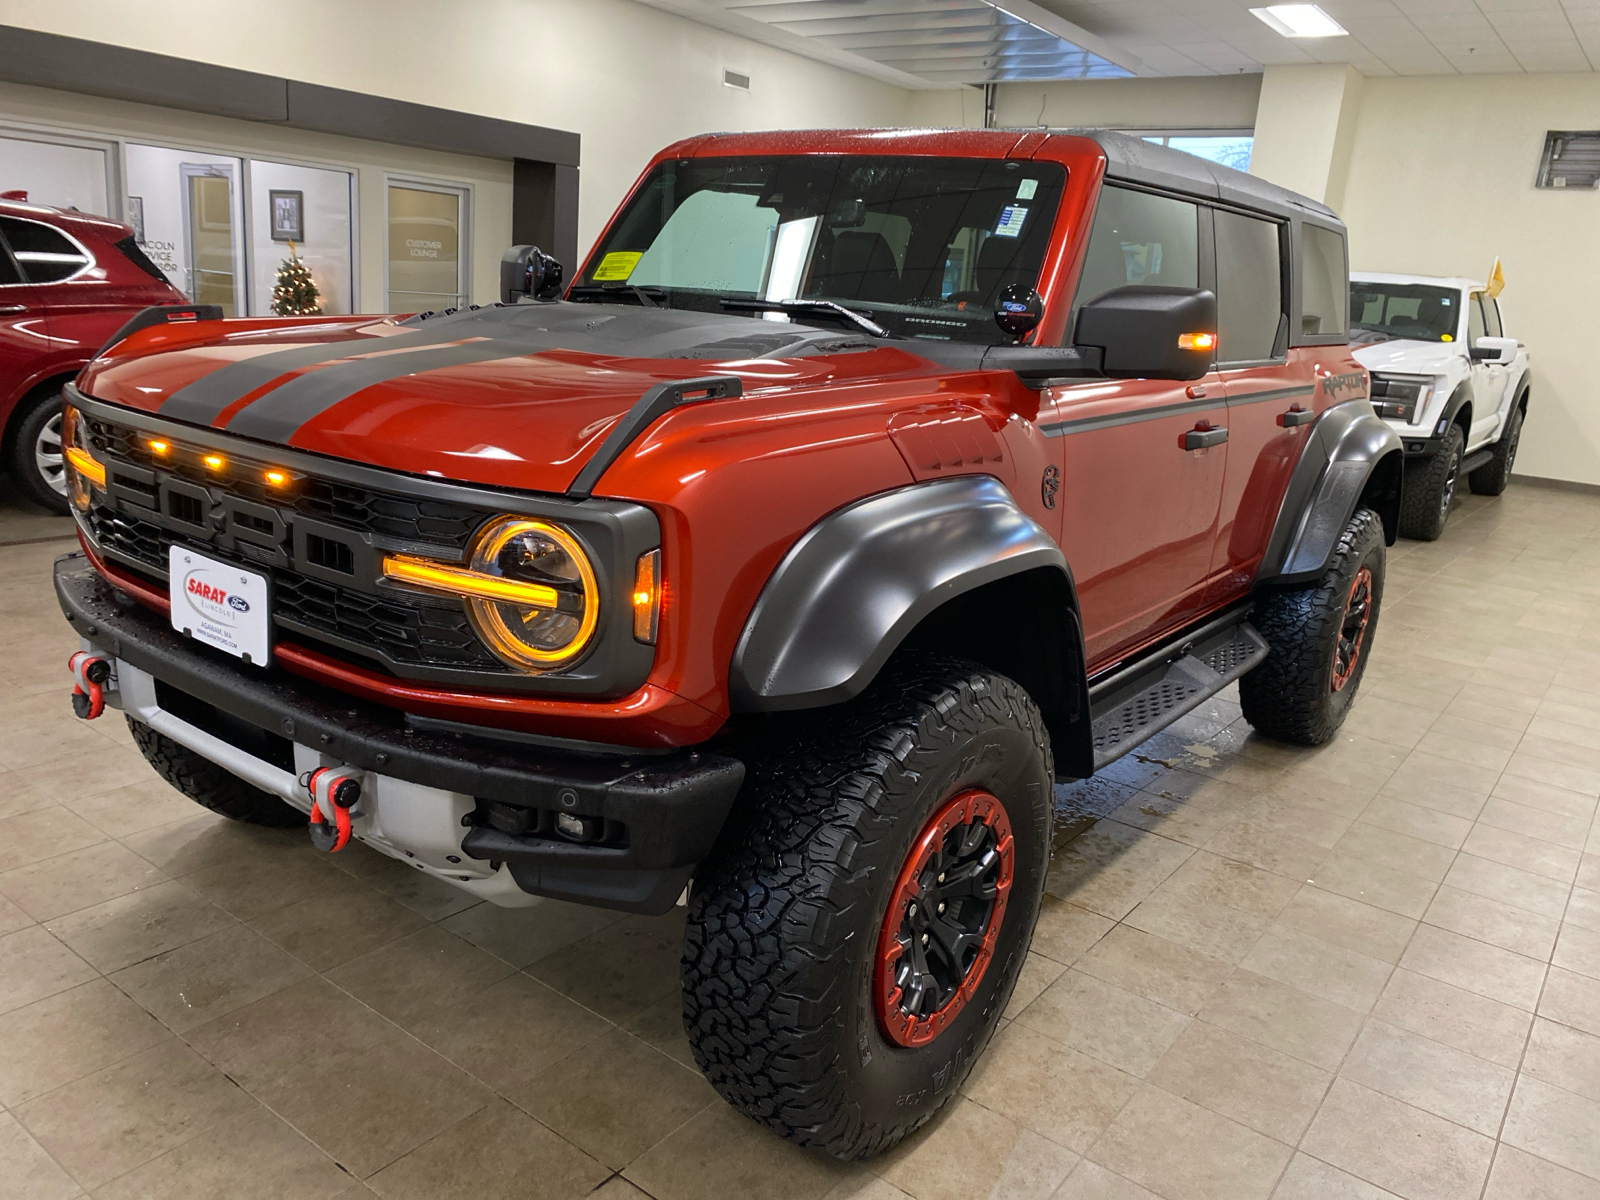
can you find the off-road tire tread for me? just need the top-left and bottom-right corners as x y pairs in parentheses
(1398, 423), (1463, 540)
(1468, 400), (1523, 496)
(128, 717), (305, 827)
(1239, 507), (1385, 746)
(682, 654), (1051, 1160)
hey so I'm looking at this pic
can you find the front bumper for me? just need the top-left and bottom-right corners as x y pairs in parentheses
(56, 553), (744, 914)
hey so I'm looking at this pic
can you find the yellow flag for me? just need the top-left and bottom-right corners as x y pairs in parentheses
(1485, 257), (1505, 299)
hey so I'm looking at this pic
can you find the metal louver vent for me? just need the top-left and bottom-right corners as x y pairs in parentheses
(1536, 131), (1600, 189)
(723, 68), (750, 89)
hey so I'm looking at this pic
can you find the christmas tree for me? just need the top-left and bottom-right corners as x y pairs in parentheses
(270, 242), (321, 315)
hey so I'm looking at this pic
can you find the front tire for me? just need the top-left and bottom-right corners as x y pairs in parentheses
(682, 656), (1052, 1159)
(1397, 422), (1463, 540)
(1240, 506), (1385, 746)
(8, 387), (70, 513)
(1469, 401), (1523, 496)
(129, 718), (305, 827)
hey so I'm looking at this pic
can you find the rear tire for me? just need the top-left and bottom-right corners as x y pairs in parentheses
(7, 387), (70, 513)
(1240, 506), (1385, 746)
(681, 655), (1052, 1159)
(1469, 401), (1523, 496)
(128, 718), (305, 827)
(1397, 423), (1463, 541)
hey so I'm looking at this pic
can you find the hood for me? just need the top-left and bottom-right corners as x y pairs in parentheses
(1349, 336), (1465, 377)
(79, 302), (942, 493)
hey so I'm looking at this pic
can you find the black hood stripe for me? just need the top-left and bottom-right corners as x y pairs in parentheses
(159, 301), (881, 436)
(223, 339), (540, 442)
(157, 326), (475, 426)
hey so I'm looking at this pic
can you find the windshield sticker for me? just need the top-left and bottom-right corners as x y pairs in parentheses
(593, 251), (642, 281)
(1016, 179), (1039, 200)
(994, 206), (1028, 238)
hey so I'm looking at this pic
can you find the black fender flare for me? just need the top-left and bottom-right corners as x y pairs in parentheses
(1258, 399), (1403, 586)
(1435, 382), (1472, 439)
(728, 474), (1085, 719)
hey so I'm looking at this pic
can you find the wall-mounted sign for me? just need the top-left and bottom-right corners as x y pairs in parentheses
(269, 189), (304, 241)
(126, 195), (145, 243)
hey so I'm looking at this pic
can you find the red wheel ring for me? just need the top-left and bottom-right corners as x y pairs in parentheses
(1331, 565), (1373, 692)
(874, 789), (1015, 1048)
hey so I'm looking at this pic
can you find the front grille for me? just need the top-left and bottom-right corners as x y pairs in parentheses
(93, 421), (484, 548)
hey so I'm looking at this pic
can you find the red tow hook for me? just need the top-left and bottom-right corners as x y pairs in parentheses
(67, 651), (112, 720)
(302, 766), (362, 853)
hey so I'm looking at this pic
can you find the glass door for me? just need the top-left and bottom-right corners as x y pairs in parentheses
(387, 181), (466, 312)
(180, 163), (242, 315)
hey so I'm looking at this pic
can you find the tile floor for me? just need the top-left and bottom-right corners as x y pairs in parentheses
(1, 479), (1599, 1200)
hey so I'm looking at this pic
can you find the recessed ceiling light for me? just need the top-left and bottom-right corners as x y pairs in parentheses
(1249, 4), (1348, 37)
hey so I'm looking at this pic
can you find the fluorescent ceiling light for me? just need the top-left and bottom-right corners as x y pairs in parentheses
(1249, 5), (1348, 37)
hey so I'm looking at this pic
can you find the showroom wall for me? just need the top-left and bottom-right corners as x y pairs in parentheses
(0, 0), (916, 259)
(0, 79), (512, 313)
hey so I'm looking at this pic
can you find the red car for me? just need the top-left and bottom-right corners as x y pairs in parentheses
(55, 129), (1398, 1157)
(0, 193), (187, 510)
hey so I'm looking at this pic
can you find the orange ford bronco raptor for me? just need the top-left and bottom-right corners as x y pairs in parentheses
(54, 128), (1398, 1158)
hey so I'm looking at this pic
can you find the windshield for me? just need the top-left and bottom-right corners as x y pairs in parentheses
(576, 155), (1067, 345)
(1349, 281), (1461, 344)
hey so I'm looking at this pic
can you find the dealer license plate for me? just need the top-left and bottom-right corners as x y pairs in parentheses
(169, 546), (270, 665)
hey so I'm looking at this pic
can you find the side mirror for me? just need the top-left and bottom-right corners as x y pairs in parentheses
(1074, 286), (1217, 381)
(500, 245), (564, 305)
(1470, 335), (1517, 364)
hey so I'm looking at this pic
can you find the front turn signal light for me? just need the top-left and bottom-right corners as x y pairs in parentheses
(1178, 332), (1217, 351)
(61, 405), (103, 514)
(632, 549), (661, 645)
(381, 517), (599, 672)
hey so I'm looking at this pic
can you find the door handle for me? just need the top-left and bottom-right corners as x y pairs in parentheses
(0, 305), (25, 315)
(1279, 407), (1315, 428)
(1184, 425), (1228, 450)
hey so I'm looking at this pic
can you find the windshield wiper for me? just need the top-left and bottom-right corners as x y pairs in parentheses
(721, 298), (890, 339)
(568, 283), (664, 308)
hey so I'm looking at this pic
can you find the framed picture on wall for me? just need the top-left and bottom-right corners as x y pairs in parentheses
(269, 189), (303, 242)
(126, 196), (145, 243)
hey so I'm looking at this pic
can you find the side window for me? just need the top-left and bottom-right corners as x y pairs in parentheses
(0, 235), (20, 286)
(1214, 209), (1284, 363)
(0, 217), (90, 284)
(1484, 296), (1503, 339)
(1072, 186), (1199, 319)
(1468, 292), (1487, 345)
(1298, 223), (1347, 338)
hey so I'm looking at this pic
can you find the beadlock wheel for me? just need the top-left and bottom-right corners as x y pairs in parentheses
(1330, 565), (1373, 692)
(875, 788), (1014, 1048)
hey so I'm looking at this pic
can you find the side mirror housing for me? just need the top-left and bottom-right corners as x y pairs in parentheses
(500, 245), (564, 305)
(1074, 286), (1217, 381)
(1470, 335), (1517, 364)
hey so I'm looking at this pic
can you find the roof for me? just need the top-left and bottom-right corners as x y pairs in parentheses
(1352, 271), (1486, 293)
(0, 198), (130, 237)
(1067, 129), (1340, 224)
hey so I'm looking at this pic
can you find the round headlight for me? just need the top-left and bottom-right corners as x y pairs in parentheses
(465, 518), (599, 671)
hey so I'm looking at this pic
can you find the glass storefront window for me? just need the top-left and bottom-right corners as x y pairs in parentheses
(248, 160), (355, 315)
(125, 144), (247, 315)
(0, 133), (110, 214)
(388, 183), (465, 312)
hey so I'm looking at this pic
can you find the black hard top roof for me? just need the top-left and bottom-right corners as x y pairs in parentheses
(1056, 129), (1342, 227)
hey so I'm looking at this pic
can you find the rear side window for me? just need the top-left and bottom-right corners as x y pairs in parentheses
(1072, 186), (1199, 315)
(113, 235), (168, 282)
(0, 242), (19, 286)
(1214, 210), (1284, 363)
(1298, 223), (1347, 338)
(0, 216), (91, 283)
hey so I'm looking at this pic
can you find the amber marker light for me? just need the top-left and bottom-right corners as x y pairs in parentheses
(264, 469), (290, 487)
(203, 454), (225, 471)
(632, 549), (662, 645)
(146, 439), (169, 456)
(381, 554), (560, 610)
(1178, 333), (1217, 351)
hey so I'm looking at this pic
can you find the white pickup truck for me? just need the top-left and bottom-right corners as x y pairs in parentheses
(1349, 272), (1531, 540)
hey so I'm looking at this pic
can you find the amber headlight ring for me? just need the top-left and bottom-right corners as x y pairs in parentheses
(61, 404), (106, 515)
(383, 517), (602, 674)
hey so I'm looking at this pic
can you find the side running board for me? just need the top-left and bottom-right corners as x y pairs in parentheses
(1088, 614), (1270, 771)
